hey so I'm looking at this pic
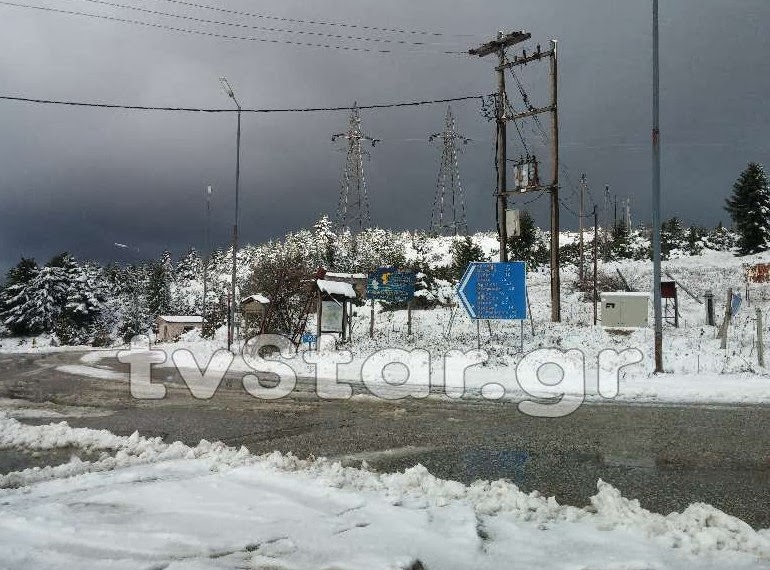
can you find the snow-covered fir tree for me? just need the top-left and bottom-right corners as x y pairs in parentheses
(725, 162), (770, 255)
(146, 251), (174, 317)
(117, 265), (152, 342)
(0, 258), (40, 336)
(172, 248), (203, 315)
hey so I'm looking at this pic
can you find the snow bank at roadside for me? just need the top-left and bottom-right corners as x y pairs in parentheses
(0, 413), (768, 568)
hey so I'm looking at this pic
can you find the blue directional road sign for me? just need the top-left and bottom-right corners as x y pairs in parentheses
(457, 262), (527, 320)
(367, 268), (416, 303)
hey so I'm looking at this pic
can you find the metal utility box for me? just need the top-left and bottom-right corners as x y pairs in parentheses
(601, 292), (650, 328)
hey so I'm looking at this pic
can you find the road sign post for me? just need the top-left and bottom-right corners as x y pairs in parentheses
(367, 268), (417, 338)
(457, 262), (527, 321)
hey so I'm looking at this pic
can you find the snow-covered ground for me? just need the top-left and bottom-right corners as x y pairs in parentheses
(51, 247), (770, 408)
(3, 247), (770, 567)
(0, 410), (768, 569)
(1, 245), (768, 409)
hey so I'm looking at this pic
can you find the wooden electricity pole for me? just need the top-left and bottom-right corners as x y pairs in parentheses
(470, 30), (531, 262)
(499, 40), (561, 322)
(549, 40), (561, 322)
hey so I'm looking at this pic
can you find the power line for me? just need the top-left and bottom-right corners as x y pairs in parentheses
(0, 1), (468, 54)
(0, 93), (488, 113)
(65, 0), (465, 49)
(146, 0), (477, 39)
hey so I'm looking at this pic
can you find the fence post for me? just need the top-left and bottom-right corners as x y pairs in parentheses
(757, 308), (765, 368)
(718, 288), (732, 350)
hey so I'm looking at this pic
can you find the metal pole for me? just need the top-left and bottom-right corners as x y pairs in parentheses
(593, 206), (599, 326)
(579, 174), (585, 282)
(202, 185), (211, 336)
(652, 0), (664, 372)
(407, 300), (413, 336)
(229, 106), (241, 352)
(496, 32), (509, 263)
(370, 298), (375, 339)
(550, 39), (561, 322)
(757, 308), (765, 368)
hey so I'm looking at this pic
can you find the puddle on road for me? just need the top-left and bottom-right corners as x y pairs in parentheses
(0, 448), (103, 479)
(369, 448), (770, 530)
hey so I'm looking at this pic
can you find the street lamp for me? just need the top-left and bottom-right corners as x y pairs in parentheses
(651, 2), (663, 372)
(220, 76), (242, 353)
(202, 185), (212, 338)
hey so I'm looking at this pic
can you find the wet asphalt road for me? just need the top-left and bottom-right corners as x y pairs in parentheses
(0, 351), (769, 529)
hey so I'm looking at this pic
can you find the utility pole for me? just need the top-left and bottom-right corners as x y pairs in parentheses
(219, 77), (241, 353)
(593, 205), (599, 326)
(549, 39), (561, 322)
(652, 0), (664, 372)
(579, 174), (586, 282)
(626, 199), (632, 230)
(485, 36), (561, 321)
(202, 185), (212, 335)
(603, 184), (611, 261)
(469, 30), (531, 262)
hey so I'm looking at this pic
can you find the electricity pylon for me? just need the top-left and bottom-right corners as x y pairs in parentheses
(332, 103), (379, 233)
(429, 106), (470, 236)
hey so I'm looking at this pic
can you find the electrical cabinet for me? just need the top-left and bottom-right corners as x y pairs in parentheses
(601, 292), (650, 328)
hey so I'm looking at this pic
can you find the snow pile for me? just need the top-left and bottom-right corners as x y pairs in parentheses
(1, 414), (768, 565)
(589, 481), (769, 556)
(0, 413), (253, 488)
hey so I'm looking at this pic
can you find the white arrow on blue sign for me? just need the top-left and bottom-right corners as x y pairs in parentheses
(457, 262), (527, 320)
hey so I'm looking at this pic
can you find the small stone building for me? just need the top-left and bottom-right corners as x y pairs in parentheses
(156, 315), (204, 341)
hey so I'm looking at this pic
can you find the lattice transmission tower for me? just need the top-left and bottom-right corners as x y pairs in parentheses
(429, 106), (470, 235)
(331, 103), (379, 233)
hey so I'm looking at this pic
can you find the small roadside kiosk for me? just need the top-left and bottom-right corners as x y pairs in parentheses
(240, 294), (270, 332)
(316, 279), (357, 344)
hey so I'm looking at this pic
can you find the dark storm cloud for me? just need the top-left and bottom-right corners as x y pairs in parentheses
(1, 0), (769, 276)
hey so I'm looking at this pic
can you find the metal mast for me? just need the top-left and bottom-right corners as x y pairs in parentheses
(332, 103), (379, 233)
(429, 106), (471, 236)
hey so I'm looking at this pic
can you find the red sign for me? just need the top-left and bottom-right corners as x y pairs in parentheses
(660, 281), (677, 299)
(747, 263), (770, 284)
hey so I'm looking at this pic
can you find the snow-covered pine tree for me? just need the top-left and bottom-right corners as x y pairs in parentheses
(725, 162), (770, 255)
(610, 219), (633, 260)
(450, 235), (485, 280)
(58, 259), (110, 345)
(506, 211), (548, 268)
(313, 215), (337, 270)
(685, 226), (708, 256)
(15, 255), (72, 335)
(173, 248), (203, 315)
(118, 265), (152, 342)
(705, 222), (737, 252)
(0, 258), (40, 336)
(660, 217), (687, 259)
(147, 252), (173, 317)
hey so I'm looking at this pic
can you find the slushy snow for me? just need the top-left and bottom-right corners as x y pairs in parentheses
(0, 412), (768, 569)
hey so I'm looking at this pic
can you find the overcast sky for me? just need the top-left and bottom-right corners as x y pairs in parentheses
(1, 0), (769, 275)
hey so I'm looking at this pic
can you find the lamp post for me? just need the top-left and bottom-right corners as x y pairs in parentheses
(651, 2), (663, 372)
(202, 185), (212, 337)
(220, 76), (241, 353)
